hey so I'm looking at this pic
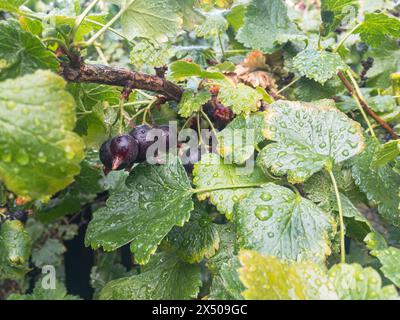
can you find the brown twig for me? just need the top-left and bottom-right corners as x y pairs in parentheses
(337, 71), (398, 139)
(61, 62), (183, 101)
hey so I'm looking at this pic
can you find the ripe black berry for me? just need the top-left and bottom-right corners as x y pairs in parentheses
(99, 139), (113, 169)
(179, 145), (202, 173)
(99, 134), (139, 170)
(129, 125), (153, 161)
(109, 134), (139, 170)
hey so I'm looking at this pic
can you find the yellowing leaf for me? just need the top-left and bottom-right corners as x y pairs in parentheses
(238, 250), (338, 300)
(0, 71), (84, 200)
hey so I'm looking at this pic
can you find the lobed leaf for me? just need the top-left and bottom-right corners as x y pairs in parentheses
(99, 252), (201, 300)
(258, 100), (365, 184)
(193, 153), (271, 219)
(235, 183), (335, 264)
(238, 250), (338, 300)
(328, 263), (398, 299)
(0, 71), (84, 200)
(236, 0), (304, 53)
(85, 156), (194, 264)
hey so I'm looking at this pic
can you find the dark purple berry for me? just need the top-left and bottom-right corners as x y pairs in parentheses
(129, 125), (154, 161)
(179, 145), (202, 173)
(109, 134), (139, 170)
(99, 139), (113, 169)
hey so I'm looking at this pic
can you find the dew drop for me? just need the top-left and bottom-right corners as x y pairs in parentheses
(2, 150), (12, 163)
(255, 205), (273, 221)
(16, 149), (29, 166)
(6, 101), (16, 110)
(37, 152), (47, 163)
(342, 149), (349, 156)
(260, 192), (272, 201)
(319, 142), (326, 148)
(267, 232), (274, 238)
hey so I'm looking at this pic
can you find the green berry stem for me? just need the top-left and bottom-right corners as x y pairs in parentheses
(201, 109), (219, 145)
(333, 22), (363, 53)
(70, 0), (101, 44)
(328, 169), (346, 264)
(86, 0), (134, 47)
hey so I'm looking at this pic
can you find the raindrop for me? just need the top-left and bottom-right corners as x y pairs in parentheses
(342, 149), (349, 156)
(267, 232), (274, 238)
(260, 192), (272, 201)
(255, 205), (273, 221)
(37, 152), (47, 163)
(16, 149), (29, 166)
(6, 101), (16, 110)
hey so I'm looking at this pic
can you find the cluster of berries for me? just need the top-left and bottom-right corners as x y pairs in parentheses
(99, 125), (174, 171)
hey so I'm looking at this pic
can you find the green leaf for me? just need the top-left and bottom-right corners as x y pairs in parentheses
(99, 252), (201, 300)
(238, 250), (338, 300)
(31, 238), (66, 268)
(352, 138), (400, 227)
(0, 220), (31, 280)
(217, 112), (267, 164)
(320, 0), (358, 35)
(235, 183), (335, 264)
(0, 70), (84, 200)
(371, 247), (400, 287)
(161, 200), (220, 263)
(293, 77), (344, 102)
(207, 224), (244, 300)
(0, 20), (58, 81)
(130, 40), (174, 69)
(355, 13), (400, 48)
(328, 263), (398, 299)
(293, 49), (345, 85)
(8, 278), (80, 300)
(195, 10), (228, 38)
(371, 140), (400, 168)
(236, 0), (304, 53)
(257, 100), (365, 184)
(193, 153), (270, 219)
(0, 0), (25, 13)
(90, 252), (130, 296)
(209, 257), (244, 300)
(217, 79), (263, 115)
(366, 40), (400, 88)
(85, 156), (194, 265)
(116, 0), (182, 42)
(178, 89), (211, 117)
(169, 60), (224, 81)
(37, 152), (103, 222)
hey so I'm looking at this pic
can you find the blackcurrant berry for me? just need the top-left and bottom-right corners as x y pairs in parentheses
(109, 134), (139, 170)
(129, 125), (153, 161)
(179, 145), (202, 173)
(99, 139), (113, 169)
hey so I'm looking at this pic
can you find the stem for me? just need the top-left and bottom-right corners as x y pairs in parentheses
(328, 169), (346, 263)
(85, 18), (133, 44)
(201, 109), (219, 145)
(178, 116), (193, 139)
(218, 33), (225, 58)
(118, 98), (125, 134)
(197, 112), (204, 147)
(333, 22), (363, 53)
(85, 0), (133, 46)
(338, 70), (397, 139)
(70, 0), (101, 43)
(345, 70), (376, 138)
(276, 77), (300, 94)
(352, 93), (376, 137)
(192, 183), (263, 194)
